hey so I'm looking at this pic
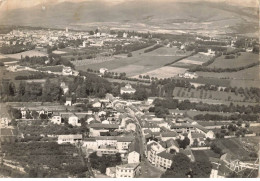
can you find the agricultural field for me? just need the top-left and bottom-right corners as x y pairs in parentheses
(172, 87), (257, 103)
(76, 46), (191, 77)
(249, 126), (260, 134)
(197, 66), (260, 88)
(131, 66), (187, 79)
(37, 65), (63, 72)
(3, 50), (47, 59)
(172, 53), (212, 68)
(208, 52), (259, 69)
(192, 150), (220, 162)
(213, 137), (260, 161)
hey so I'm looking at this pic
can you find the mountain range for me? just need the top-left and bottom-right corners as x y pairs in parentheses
(0, 0), (258, 36)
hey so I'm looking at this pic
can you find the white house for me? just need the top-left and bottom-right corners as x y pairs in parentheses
(106, 167), (116, 178)
(51, 113), (62, 125)
(92, 101), (101, 108)
(128, 141), (140, 164)
(115, 163), (140, 178)
(60, 82), (69, 94)
(65, 97), (72, 106)
(68, 114), (81, 127)
(120, 84), (136, 95)
(100, 68), (108, 75)
(62, 66), (73, 75)
(57, 134), (82, 144)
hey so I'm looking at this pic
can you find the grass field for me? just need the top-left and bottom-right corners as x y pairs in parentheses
(192, 150), (220, 162)
(208, 52), (259, 69)
(213, 137), (260, 161)
(131, 66), (187, 79)
(172, 87), (257, 103)
(249, 126), (260, 134)
(173, 53), (212, 68)
(76, 46), (191, 77)
(3, 50), (47, 59)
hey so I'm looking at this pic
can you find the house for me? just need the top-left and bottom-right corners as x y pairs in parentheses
(100, 68), (108, 75)
(106, 167), (116, 178)
(51, 113), (62, 125)
(188, 132), (206, 146)
(65, 97), (72, 106)
(60, 82), (69, 94)
(57, 134), (82, 144)
(128, 140), (140, 164)
(120, 84), (136, 95)
(125, 123), (136, 132)
(62, 66), (73, 75)
(160, 131), (179, 141)
(92, 101), (101, 108)
(115, 163), (141, 178)
(68, 113), (81, 127)
(142, 122), (160, 133)
(88, 123), (119, 137)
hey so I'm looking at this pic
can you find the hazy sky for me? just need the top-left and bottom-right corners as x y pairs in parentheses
(0, 0), (258, 12)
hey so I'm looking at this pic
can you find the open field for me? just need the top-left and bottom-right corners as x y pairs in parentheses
(172, 53), (212, 68)
(249, 127), (260, 134)
(197, 65), (260, 88)
(172, 87), (257, 103)
(208, 52), (259, 69)
(213, 137), (260, 161)
(2, 50), (47, 59)
(192, 150), (220, 162)
(37, 65), (63, 72)
(131, 66), (187, 79)
(75, 46), (192, 77)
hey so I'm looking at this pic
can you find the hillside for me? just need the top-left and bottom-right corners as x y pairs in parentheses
(0, 0), (258, 36)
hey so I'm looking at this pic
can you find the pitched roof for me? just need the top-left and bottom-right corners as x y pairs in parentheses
(128, 139), (141, 154)
(161, 131), (178, 137)
(116, 163), (139, 169)
(193, 124), (209, 133)
(191, 132), (206, 139)
(58, 134), (82, 139)
(88, 123), (119, 129)
(157, 150), (174, 160)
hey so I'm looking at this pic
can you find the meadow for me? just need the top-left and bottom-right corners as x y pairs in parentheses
(75, 46), (191, 77)
(213, 137), (260, 161)
(3, 50), (47, 59)
(172, 53), (212, 68)
(208, 52), (259, 69)
(172, 87), (257, 103)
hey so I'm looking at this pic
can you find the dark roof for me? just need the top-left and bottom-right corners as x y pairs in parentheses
(88, 123), (119, 129)
(191, 132), (206, 139)
(193, 124), (209, 133)
(157, 150), (174, 160)
(128, 139), (141, 154)
(161, 131), (178, 137)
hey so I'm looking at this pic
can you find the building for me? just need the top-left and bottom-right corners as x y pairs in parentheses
(120, 84), (136, 95)
(57, 134), (82, 144)
(62, 66), (73, 75)
(127, 140), (140, 164)
(106, 167), (116, 178)
(60, 82), (69, 94)
(160, 131), (179, 141)
(115, 163), (140, 178)
(65, 97), (72, 106)
(68, 113), (81, 127)
(51, 113), (62, 125)
(100, 68), (108, 75)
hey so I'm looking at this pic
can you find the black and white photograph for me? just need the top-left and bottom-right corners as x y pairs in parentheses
(0, 0), (259, 178)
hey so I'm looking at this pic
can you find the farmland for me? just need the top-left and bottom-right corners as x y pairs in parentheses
(213, 137), (260, 161)
(131, 66), (187, 79)
(1, 50), (47, 59)
(75, 46), (191, 77)
(172, 87), (258, 103)
(208, 52), (259, 69)
(172, 53), (212, 68)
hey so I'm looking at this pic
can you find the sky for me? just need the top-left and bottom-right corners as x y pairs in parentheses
(0, 0), (258, 12)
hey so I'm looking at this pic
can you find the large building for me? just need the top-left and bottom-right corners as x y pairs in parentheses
(115, 163), (140, 178)
(120, 84), (136, 95)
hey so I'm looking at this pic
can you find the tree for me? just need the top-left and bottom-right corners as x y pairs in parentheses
(127, 52), (133, 57)
(31, 110), (39, 120)
(191, 161), (212, 178)
(161, 153), (191, 178)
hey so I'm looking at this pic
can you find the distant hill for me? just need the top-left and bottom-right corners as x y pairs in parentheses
(0, 0), (258, 36)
